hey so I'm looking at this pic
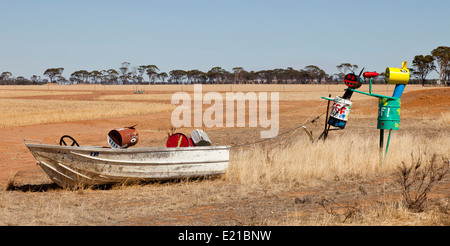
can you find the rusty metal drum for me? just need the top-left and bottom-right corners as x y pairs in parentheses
(107, 127), (139, 148)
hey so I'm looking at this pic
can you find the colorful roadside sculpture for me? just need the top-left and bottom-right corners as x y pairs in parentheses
(320, 61), (410, 166)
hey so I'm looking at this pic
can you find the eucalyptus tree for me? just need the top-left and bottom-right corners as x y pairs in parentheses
(431, 46), (450, 86)
(304, 65), (327, 83)
(222, 70), (233, 84)
(90, 70), (102, 84)
(272, 68), (287, 84)
(207, 67), (226, 84)
(44, 68), (64, 83)
(128, 66), (138, 84)
(336, 63), (358, 74)
(297, 69), (310, 84)
(169, 70), (186, 84)
(80, 70), (90, 84)
(243, 70), (257, 84)
(137, 66), (146, 83)
(288, 68), (301, 83)
(145, 65), (160, 84)
(157, 72), (168, 83)
(255, 70), (274, 84)
(186, 70), (204, 84)
(30, 75), (40, 84)
(106, 69), (119, 84)
(15, 76), (28, 84)
(70, 71), (82, 84)
(1, 71), (12, 81)
(119, 62), (130, 84)
(100, 70), (109, 84)
(232, 67), (245, 84)
(412, 55), (435, 86)
(70, 70), (90, 84)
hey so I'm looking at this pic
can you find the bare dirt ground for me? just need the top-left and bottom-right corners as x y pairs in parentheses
(0, 86), (449, 226)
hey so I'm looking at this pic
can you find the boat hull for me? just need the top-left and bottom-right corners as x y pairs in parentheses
(25, 142), (230, 188)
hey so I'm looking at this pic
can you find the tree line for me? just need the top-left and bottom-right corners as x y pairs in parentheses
(1, 46), (448, 86)
(0, 63), (334, 85)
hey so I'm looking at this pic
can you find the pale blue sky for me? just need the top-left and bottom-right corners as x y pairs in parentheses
(1, 0), (449, 79)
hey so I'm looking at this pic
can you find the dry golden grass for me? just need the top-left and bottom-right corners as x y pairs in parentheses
(96, 92), (375, 102)
(1, 123), (448, 226)
(0, 84), (148, 92)
(440, 111), (450, 125)
(97, 93), (175, 101)
(96, 94), (388, 105)
(280, 197), (450, 226)
(0, 85), (448, 226)
(0, 99), (174, 127)
(0, 89), (92, 98)
(227, 128), (449, 187)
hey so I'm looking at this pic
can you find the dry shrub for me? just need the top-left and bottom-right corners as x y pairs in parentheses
(317, 198), (362, 224)
(396, 153), (449, 212)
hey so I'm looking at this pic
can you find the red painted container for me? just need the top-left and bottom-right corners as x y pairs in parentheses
(166, 133), (194, 148)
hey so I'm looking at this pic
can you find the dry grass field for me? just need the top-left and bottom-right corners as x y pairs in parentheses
(0, 99), (174, 127)
(0, 84), (448, 226)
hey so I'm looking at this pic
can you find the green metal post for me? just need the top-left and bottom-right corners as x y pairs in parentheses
(382, 129), (392, 167)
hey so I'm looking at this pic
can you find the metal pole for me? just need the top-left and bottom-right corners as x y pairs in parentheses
(379, 129), (384, 149)
(379, 129), (384, 166)
(323, 94), (331, 141)
(382, 129), (393, 167)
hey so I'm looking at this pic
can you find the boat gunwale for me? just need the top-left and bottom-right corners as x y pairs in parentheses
(24, 141), (231, 153)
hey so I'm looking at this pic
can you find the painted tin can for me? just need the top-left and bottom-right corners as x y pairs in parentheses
(377, 97), (401, 130)
(190, 129), (212, 146)
(328, 96), (352, 129)
(385, 61), (410, 85)
(166, 133), (194, 148)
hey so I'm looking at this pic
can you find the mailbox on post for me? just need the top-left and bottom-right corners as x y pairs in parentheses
(318, 61), (410, 166)
(377, 97), (401, 130)
(351, 61), (410, 165)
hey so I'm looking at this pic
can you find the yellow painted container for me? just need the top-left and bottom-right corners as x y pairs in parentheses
(385, 61), (410, 84)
